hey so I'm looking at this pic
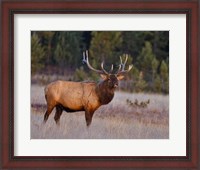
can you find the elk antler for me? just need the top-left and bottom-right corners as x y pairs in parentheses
(100, 62), (109, 74)
(109, 64), (114, 73)
(117, 54), (133, 75)
(82, 50), (112, 75)
(100, 62), (113, 74)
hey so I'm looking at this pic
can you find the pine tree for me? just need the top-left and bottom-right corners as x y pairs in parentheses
(152, 31), (169, 62)
(154, 75), (162, 93)
(41, 32), (55, 64)
(74, 66), (88, 81)
(89, 31), (123, 71)
(54, 32), (83, 71)
(134, 72), (147, 92)
(137, 41), (159, 91)
(121, 31), (169, 63)
(31, 33), (45, 75)
(160, 60), (169, 93)
(151, 57), (159, 80)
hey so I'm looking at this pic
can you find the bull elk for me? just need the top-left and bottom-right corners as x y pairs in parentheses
(44, 51), (133, 126)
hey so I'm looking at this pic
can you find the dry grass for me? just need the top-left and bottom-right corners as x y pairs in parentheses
(31, 84), (169, 139)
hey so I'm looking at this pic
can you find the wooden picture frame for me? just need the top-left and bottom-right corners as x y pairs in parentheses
(1, 0), (199, 169)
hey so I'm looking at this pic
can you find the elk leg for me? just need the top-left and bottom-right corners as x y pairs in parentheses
(85, 110), (94, 127)
(54, 105), (63, 124)
(44, 106), (54, 123)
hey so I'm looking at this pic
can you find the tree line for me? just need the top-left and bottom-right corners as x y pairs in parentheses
(31, 31), (169, 94)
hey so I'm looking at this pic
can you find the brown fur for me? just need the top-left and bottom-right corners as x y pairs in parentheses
(44, 77), (118, 126)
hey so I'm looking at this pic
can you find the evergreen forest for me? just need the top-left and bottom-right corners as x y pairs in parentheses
(31, 31), (169, 94)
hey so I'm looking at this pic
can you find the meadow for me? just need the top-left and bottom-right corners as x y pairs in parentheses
(31, 84), (169, 139)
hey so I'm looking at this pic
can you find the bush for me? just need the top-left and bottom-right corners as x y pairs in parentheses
(74, 66), (88, 81)
(31, 33), (45, 75)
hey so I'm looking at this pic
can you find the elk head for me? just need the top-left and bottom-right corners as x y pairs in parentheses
(82, 50), (133, 89)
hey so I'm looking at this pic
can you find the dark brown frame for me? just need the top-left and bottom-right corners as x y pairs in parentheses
(1, 0), (199, 169)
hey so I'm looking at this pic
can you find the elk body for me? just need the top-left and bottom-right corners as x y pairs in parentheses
(44, 51), (133, 126)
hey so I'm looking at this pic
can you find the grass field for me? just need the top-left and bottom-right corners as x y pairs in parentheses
(31, 84), (169, 139)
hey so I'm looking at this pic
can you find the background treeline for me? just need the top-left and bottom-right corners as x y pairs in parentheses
(31, 31), (169, 94)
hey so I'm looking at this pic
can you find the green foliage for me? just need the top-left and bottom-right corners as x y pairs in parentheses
(31, 33), (45, 75)
(74, 66), (88, 81)
(137, 41), (159, 85)
(153, 75), (162, 93)
(135, 41), (169, 93)
(160, 60), (168, 80)
(151, 57), (159, 78)
(34, 31), (55, 65)
(122, 31), (152, 57)
(54, 32), (83, 70)
(74, 66), (99, 82)
(89, 31), (122, 68)
(31, 31), (169, 94)
(153, 32), (169, 61)
(137, 41), (155, 70)
(134, 72), (148, 93)
(121, 31), (169, 62)
(130, 64), (139, 80)
(160, 60), (169, 93)
(44, 32), (55, 65)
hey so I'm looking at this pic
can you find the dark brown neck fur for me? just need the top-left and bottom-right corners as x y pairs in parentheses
(95, 81), (115, 105)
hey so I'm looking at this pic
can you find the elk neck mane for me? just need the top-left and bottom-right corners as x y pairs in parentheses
(95, 80), (115, 105)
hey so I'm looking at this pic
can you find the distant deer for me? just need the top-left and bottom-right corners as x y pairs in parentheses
(44, 51), (133, 126)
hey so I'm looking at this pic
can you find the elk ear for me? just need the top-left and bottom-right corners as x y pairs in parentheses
(117, 74), (125, 80)
(100, 74), (108, 80)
